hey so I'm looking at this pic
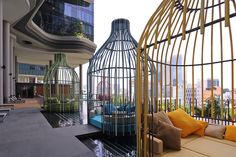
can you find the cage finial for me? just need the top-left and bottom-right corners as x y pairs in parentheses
(225, 0), (230, 27)
(182, 0), (188, 40)
(168, 0), (175, 44)
(200, 0), (205, 34)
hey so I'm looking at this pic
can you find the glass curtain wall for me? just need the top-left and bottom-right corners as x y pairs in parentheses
(33, 0), (94, 41)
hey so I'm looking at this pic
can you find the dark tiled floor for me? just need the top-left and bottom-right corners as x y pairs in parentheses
(0, 108), (100, 157)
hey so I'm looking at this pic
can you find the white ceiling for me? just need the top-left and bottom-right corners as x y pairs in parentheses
(15, 44), (93, 68)
(3, 0), (36, 24)
(5, 0), (95, 67)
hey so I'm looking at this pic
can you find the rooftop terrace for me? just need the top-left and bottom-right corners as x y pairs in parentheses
(0, 99), (100, 157)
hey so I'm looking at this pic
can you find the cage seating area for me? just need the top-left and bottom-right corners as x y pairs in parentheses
(146, 109), (236, 157)
(136, 0), (236, 156)
(87, 18), (146, 136)
(43, 53), (80, 113)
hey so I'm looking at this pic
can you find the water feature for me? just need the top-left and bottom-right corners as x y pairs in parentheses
(41, 98), (88, 128)
(80, 135), (136, 157)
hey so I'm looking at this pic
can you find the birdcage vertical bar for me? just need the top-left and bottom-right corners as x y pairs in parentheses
(225, 0), (230, 27)
(219, 1), (224, 122)
(182, 0), (188, 39)
(200, 0), (205, 34)
(211, 1), (215, 119)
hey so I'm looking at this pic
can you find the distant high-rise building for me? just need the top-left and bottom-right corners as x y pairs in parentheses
(185, 84), (201, 106)
(205, 78), (220, 89)
(171, 55), (183, 86)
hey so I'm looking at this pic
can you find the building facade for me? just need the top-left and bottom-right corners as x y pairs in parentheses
(33, 0), (94, 41)
(18, 63), (46, 83)
(0, 0), (96, 103)
(186, 84), (202, 107)
(171, 55), (183, 86)
(205, 78), (220, 89)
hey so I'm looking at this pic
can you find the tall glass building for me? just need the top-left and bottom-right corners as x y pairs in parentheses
(0, 0), (96, 100)
(33, 0), (94, 41)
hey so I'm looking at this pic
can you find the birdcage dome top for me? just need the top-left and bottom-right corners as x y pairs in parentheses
(44, 53), (79, 84)
(87, 19), (138, 77)
(138, 0), (236, 66)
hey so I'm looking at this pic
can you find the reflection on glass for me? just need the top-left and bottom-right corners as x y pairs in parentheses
(33, 0), (94, 41)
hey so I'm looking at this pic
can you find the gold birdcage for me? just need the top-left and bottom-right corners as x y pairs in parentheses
(136, 0), (236, 156)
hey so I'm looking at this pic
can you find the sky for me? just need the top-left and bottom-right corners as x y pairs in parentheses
(76, 0), (161, 90)
(76, 0), (236, 91)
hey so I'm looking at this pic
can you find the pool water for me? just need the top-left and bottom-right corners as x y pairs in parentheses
(42, 112), (83, 128)
(41, 101), (88, 128)
(80, 135), (136, 157)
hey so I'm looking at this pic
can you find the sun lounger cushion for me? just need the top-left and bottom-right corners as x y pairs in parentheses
(224, 125), (236, 142)
(150, 134), (236, 157)
(104, 103), (116, 115)
(155, 120), (181, 150)
(147, 111), (173, 132)
(205, 124), (226, 139)
(147, 111), (173, 126)
(183, 136), (236, 157)
(168, 109), (202, 137)
(147, 135), (164, 154)
(193, 120), (208, 136)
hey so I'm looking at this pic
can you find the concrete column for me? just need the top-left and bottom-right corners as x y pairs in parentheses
(9, 37), (13, 95)
(10, 34), (16, 95)
(12, 50), (16, 95)
(15, 56), (18, 82)
(35, 77), (37, 83)
(79, 64), (82, 95)
(3, 20), (11, 103)
(0, 0), (3, 104)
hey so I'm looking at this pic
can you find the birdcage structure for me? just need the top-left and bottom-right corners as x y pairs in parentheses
(136, 0), (236, 156)
(44, 53), (80, 113)
(87, 18), (148, 136)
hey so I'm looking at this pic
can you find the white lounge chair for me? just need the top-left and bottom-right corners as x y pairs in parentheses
(0, 112), (7, 122)
(0, 104), (15, 109)
(9, 95), (25, 103)
(0, 108), (11, 115)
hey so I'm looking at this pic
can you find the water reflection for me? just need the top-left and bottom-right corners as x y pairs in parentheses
(79, 98), (88, 124)
(81, 136), (136, 157)
(41, 98), (89, 128)
(58, 119), (73, 127)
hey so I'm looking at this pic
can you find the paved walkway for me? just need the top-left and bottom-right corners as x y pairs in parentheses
(0, 107), (100, 157)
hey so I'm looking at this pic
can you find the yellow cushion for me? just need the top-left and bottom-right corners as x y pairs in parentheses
(224, 125), (236, 142)
(168, 108), (202, 137)
(193, 120), (208, 136)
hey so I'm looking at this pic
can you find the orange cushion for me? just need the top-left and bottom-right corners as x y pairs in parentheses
(224, 125), (236, 142)
(168, 108), (202, 137)
(193, 120), (208, 136)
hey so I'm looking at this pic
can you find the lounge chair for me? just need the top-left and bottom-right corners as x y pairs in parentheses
(0, 108), (11, 115)
(9, 95), (25, 103)
(0, 112), (7, 122)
